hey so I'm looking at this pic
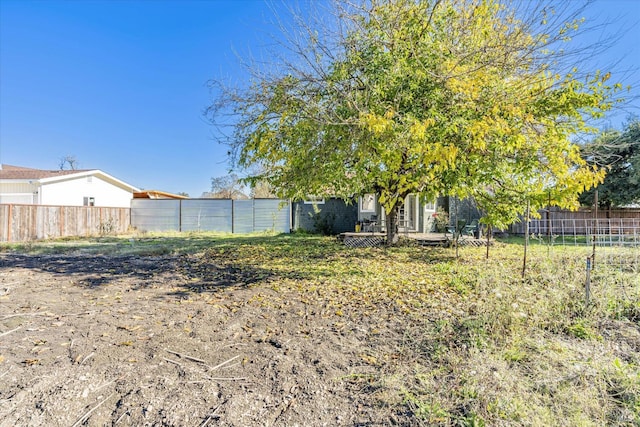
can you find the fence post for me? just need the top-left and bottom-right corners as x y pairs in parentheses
(592, 190), (598, 268)
(585, 256), (592, 308)
(522, 200), (530, 278)
(547, 192), (552, 243)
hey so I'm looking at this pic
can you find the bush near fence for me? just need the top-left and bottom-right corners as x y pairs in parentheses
(0, 204), (131, 242)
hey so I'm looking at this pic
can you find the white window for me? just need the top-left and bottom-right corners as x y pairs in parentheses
(303, 196), (325, 204)
(83, 197), (95, 206)
(360, 194), (376, 212)
(424, 200), (435, 210)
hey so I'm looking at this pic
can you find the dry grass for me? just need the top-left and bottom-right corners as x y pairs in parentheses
(2, 233), (638, 425)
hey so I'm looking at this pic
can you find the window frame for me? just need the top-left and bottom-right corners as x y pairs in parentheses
(303, 196), (325, 205)
(360, 193), (376, 213)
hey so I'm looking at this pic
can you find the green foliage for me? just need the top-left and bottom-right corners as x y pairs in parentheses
(608, 358), (640, 423)
(402, 391), (451, 423)
(433, 207), (450, 232)
(309, 204), (336, 236)
(566, 320), (597, 340)
(503, 342), (529, 363)
(580, 119), (640, 207)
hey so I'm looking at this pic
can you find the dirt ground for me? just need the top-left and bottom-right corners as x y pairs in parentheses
(0, 251), (411, 426)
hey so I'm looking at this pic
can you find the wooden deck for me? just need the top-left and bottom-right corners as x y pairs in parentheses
(339, 232), (488, 247)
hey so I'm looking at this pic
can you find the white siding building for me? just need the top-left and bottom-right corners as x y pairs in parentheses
(0, 164), (139, 208)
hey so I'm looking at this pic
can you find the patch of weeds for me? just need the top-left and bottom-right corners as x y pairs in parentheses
(503, 342), (529, 363)
(132, 245), (174, 256)
(600, 274), (640, 323)
(457, 317), (489, 349)
(606, 358), (640, 424)
(452, 385), (486, 426)
(447, 275), (473, 295)
(402, 320), (455, 362)
(402, 391), (451, 424)
(618, 299), (640, 323)
(1, 239), (37, 253)
(486, 397), (525, 423)
(566, 320), (598, 340)
(430, 261), (455, 275)
(98, 217), (116, 236)
(458, 413), (486, 427)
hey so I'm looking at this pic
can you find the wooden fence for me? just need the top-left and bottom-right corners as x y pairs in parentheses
(0, 204), (131, 242)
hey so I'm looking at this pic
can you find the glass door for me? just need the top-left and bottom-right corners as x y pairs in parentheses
(399, 195), (418, 232)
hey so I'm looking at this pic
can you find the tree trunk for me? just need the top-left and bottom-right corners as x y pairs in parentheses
(385, 205), (400, 245)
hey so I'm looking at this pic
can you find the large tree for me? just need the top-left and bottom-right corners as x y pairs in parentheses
(208, 0), (623, 244)
(580, 119), (640, 208)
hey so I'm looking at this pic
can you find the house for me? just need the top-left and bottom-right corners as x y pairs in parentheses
(356, 193), (438, 233)
(292, 194), (439, 235)
(0, 164), (139, 208)
(292, 197), (358, 234)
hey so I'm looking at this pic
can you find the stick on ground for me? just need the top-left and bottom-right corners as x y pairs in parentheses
(163, 357), (183, 367)
(71, 392), (115, 427)
(165, 348), (206, 364)
(79, 352), (95, 365)
(207, 355), (241, 371)
(0, 326), (22, 338)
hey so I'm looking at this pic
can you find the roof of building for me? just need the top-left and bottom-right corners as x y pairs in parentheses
(0, 164), (140, 192)
(0, 164), (93, 180)
(133, 190), (188, 199)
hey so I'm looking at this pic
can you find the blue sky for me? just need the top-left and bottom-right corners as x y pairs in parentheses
(1, 0), (639, 197)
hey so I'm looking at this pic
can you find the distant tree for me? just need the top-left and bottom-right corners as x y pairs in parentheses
(58, 155), (78, 170)
(245, 165), (278, 198)
(250, 180), (277, 199)
(205, 174), (248, 199)
(207, 0), (623, 245)
(177, 192), (190, 198)
(580, 119), (640, 208)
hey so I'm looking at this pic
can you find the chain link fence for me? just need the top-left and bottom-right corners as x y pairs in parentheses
(522, 218), (640, 274)
(520, 218), (639, 319)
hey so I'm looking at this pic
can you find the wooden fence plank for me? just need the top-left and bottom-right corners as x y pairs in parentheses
(0, 204), (131, 242)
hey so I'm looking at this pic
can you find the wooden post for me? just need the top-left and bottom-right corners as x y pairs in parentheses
(60, 205), (64, 238)
(547, 191), (552, 243)
(585, 256), (592, 308)
(592, 190), (598, 267)
(7, 204), (13, 242)
(486, 224), (491, 259)
(522, 200), (530, 278)
(31, 205), (37, 240)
